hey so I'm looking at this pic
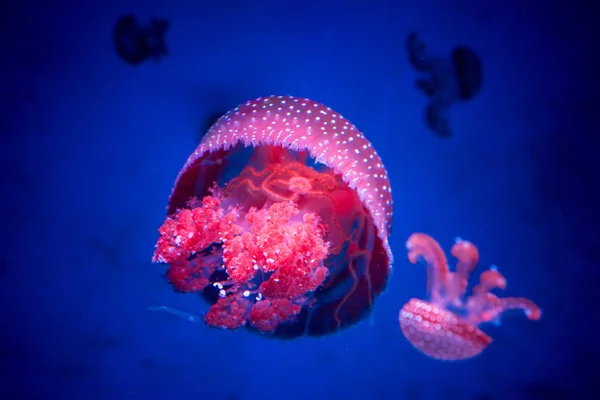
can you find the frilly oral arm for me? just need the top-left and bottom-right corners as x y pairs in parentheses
(205, 201), (330, 332)
(152, 196), (227, 264)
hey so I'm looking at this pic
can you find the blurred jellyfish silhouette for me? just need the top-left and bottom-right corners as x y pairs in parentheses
(113, 15), (169, 65)
(407, 32), (483, 138)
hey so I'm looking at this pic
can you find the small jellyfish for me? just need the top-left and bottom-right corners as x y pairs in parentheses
(113, 14), (169, 65)
(406, 32), (483, 138)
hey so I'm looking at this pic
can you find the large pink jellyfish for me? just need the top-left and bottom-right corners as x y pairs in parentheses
(152, 95), (393, 337)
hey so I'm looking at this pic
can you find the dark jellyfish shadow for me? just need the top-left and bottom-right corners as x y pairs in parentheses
(406, 32), (483, 138)
(113, 14), (169, 65)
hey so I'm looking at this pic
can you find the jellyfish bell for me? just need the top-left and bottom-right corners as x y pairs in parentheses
(451, 47), (483, 101)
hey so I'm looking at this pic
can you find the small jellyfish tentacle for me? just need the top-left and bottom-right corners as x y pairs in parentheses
(447, 237), (480, 305)
(406, 233), (451, 307)
(472, 268), (507, 295)
(465, 267), (509, 324)
(148, 306), (201, 323)
(451, 238), (479, 284)
(465, 293), (500, 325)
(492, 296), (542, 321)
(466, 292), (542, 325)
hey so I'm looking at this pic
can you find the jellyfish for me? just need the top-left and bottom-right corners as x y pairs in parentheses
(406, 32), (483, 137)
(151, 95), (393, 338)
(113, 14), (169, 65)
(399, 233), (541, 360)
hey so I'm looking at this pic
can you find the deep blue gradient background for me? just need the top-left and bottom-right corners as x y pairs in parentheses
(2, 0), (598, 399)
